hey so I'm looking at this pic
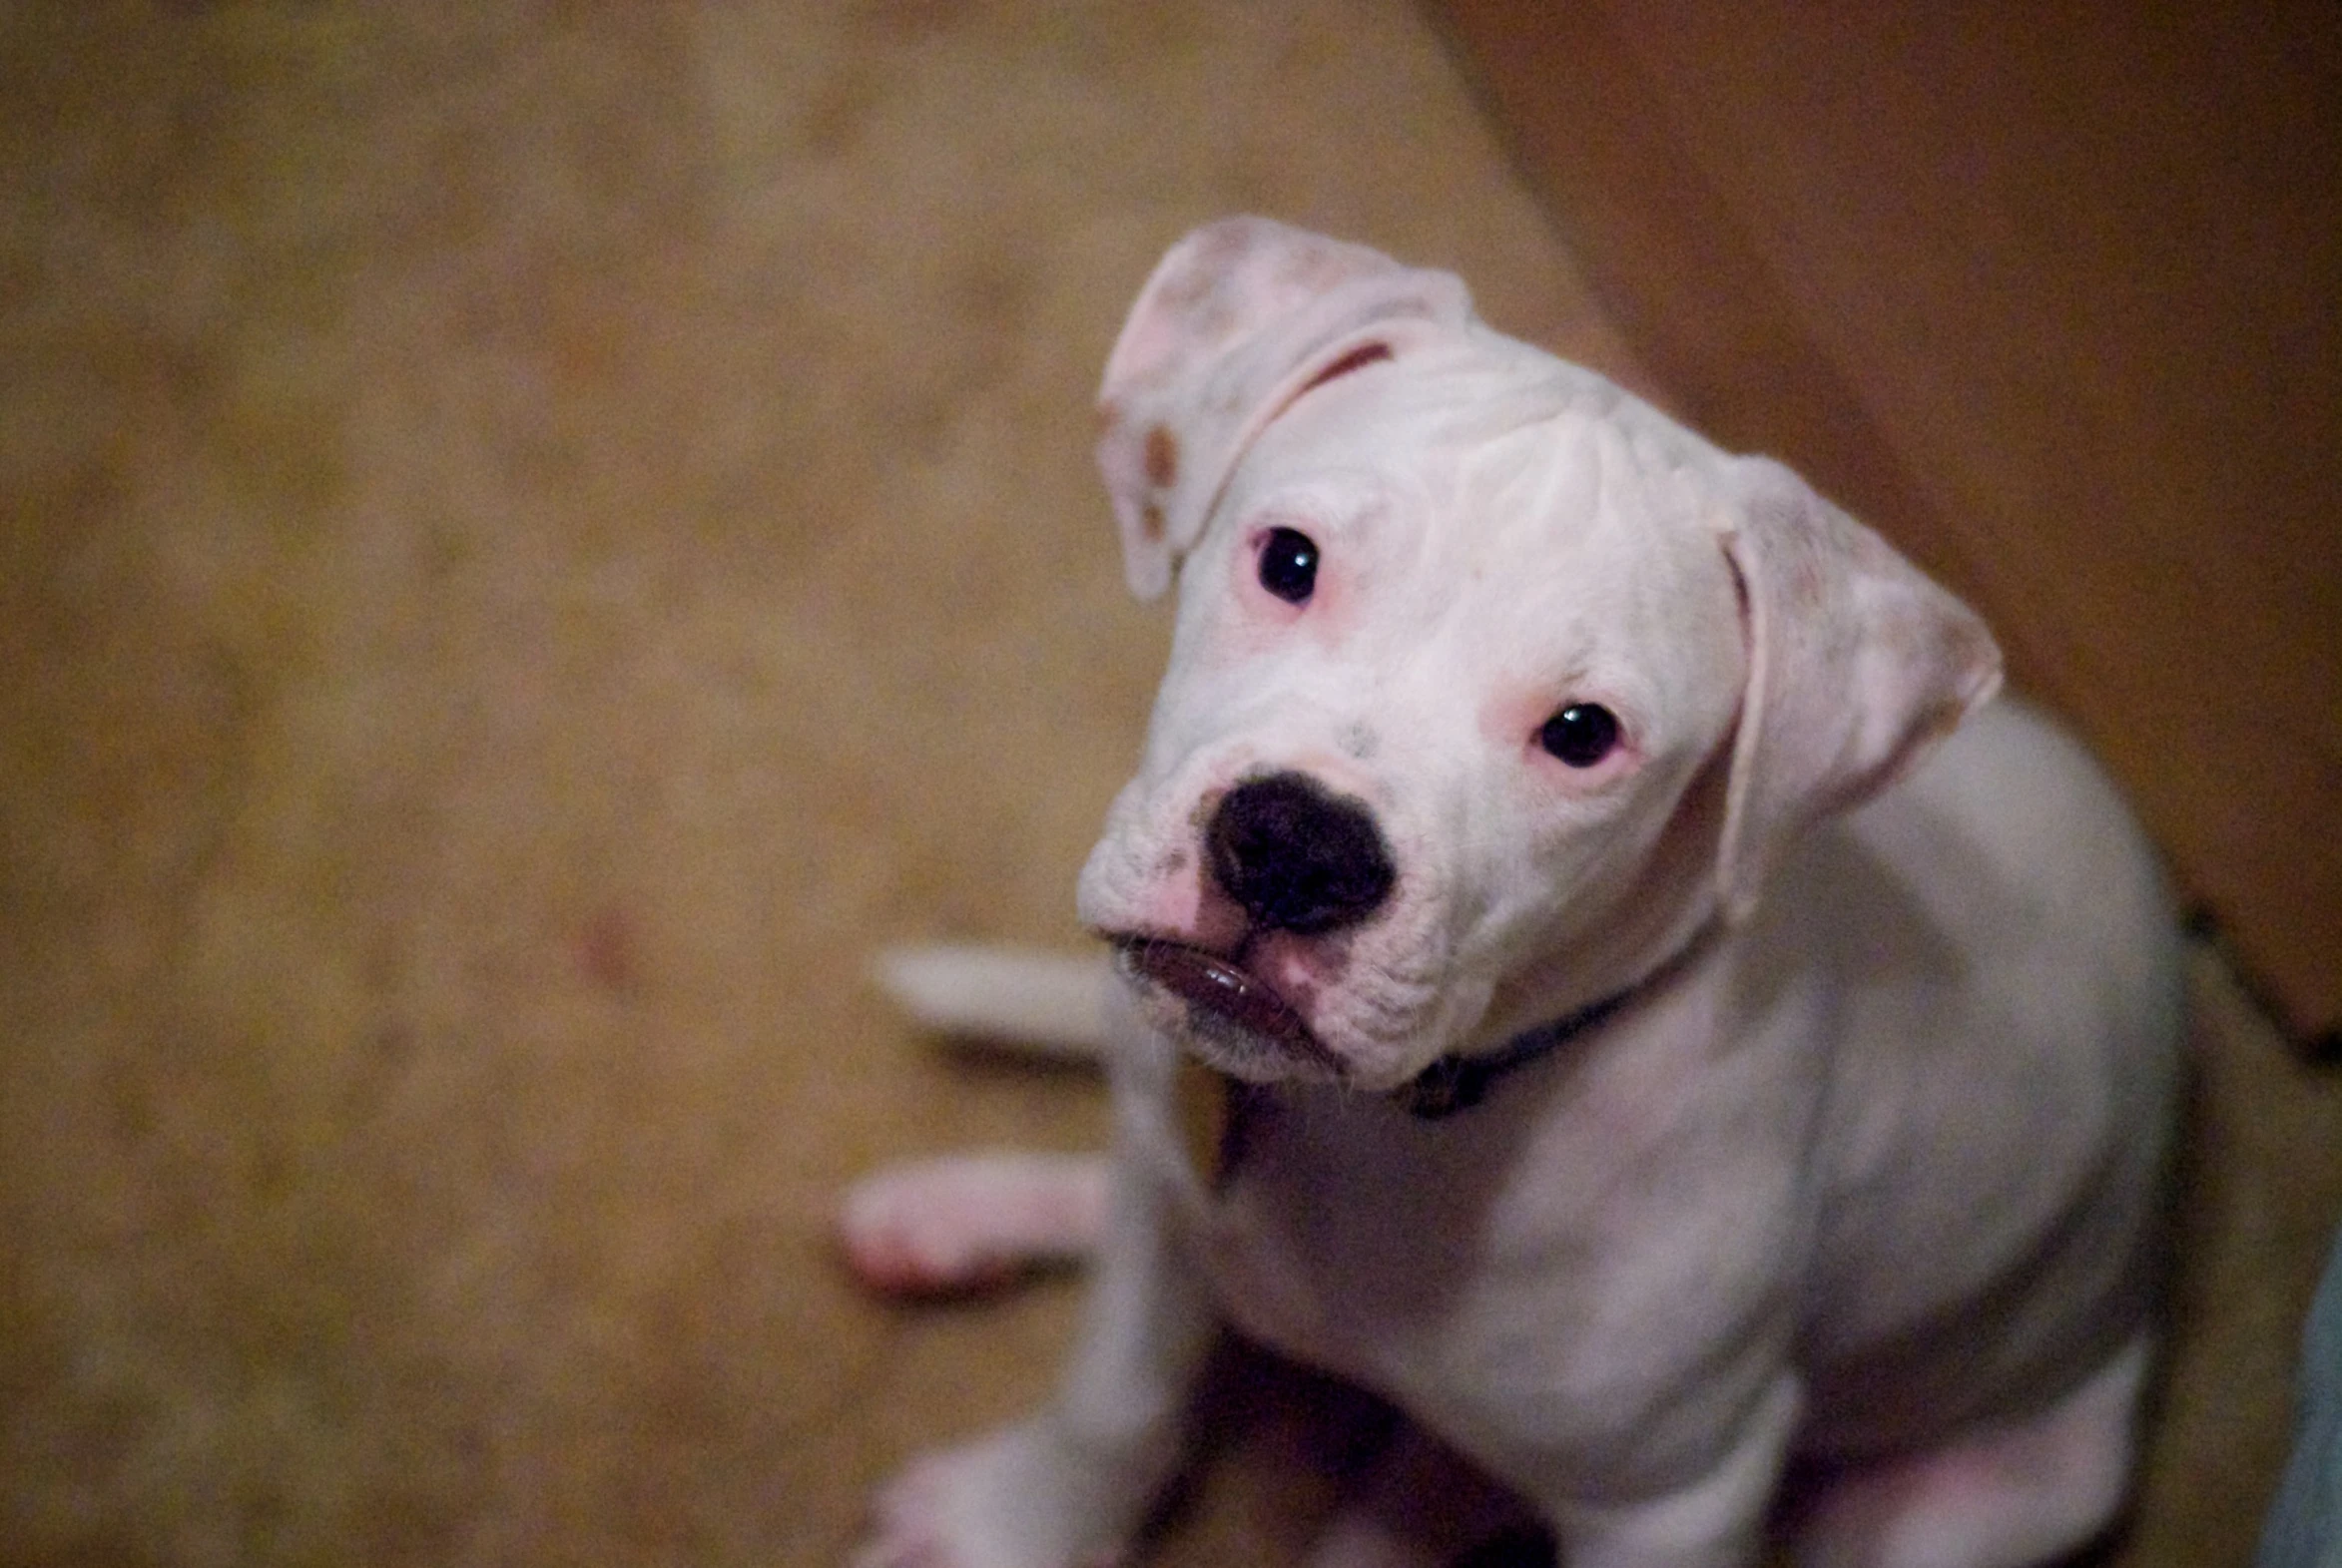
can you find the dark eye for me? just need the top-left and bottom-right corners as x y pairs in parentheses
(1257, 527), (1319, 605)
(1538, 704), (1620, 768)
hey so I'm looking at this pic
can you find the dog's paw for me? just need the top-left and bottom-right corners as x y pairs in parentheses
(852, 1426), (1128, 1568)
(838, 1152), (1108, 1297)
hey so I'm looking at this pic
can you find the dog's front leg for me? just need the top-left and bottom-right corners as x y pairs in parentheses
(855, 1148), (1215, 1568)
(1538, 1372), (1803, 1568)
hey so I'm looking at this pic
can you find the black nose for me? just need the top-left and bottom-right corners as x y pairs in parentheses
(1207, 773), (1397, 935)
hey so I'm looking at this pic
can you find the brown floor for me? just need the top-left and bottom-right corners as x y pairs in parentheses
(1, 5), (2335, 1566)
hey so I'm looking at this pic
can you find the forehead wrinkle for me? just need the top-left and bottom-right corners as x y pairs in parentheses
(1440, 409), (1596, 576)
(1383, 418), (1597, 713)
(1451, 410), (1714, 721)
(1431, 409), (1613, 622)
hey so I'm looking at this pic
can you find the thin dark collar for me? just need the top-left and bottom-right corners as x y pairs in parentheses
(1398, 988), (1634, 1120)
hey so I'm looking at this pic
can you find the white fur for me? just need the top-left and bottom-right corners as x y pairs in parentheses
(843, 219), (2184, 1568)
(873, 944), (1112, 1059)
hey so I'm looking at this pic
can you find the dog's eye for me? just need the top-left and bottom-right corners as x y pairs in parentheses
(1257, 527), (1320, 605)
(1538, 704), (1620, 768)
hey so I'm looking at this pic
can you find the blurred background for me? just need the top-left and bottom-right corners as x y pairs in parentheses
(1, 3), (2334, 1565)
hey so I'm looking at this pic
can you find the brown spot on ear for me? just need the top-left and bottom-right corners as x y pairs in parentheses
(1144, 424), (1180, 489)
(1141, 499), (1166, 543)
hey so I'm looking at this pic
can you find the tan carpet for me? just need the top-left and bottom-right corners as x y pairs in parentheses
(1, 4), (2335, 1565)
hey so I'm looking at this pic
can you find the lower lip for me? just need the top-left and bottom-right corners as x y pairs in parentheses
(1115, 938), (1339, 1071)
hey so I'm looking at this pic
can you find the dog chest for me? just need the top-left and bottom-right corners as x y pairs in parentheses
(1152, 1066), (1817, 1487)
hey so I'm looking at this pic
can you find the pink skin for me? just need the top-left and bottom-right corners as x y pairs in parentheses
(1116, 851), (1249, 958)
(1477, 678), (1646, 793)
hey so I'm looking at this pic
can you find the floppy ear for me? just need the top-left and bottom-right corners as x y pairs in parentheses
(1714, 457), (2004, 919)
(1095, 217), (1474, 599)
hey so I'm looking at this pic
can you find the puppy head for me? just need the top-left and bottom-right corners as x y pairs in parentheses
(1081, 219), (2000, 1091)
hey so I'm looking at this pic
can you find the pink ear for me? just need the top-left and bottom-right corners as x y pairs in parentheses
(1714, 458), (2004, 918)
(1095, 218), (1474, 599)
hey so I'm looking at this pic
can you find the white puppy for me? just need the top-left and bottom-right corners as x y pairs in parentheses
(842, 219), (2184, 1568)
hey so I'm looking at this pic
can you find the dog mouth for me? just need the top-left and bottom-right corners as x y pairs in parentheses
(1110, 936), (1347, 1081)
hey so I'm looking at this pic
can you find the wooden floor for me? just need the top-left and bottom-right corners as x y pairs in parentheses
(0, 4), (2336, 1565)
